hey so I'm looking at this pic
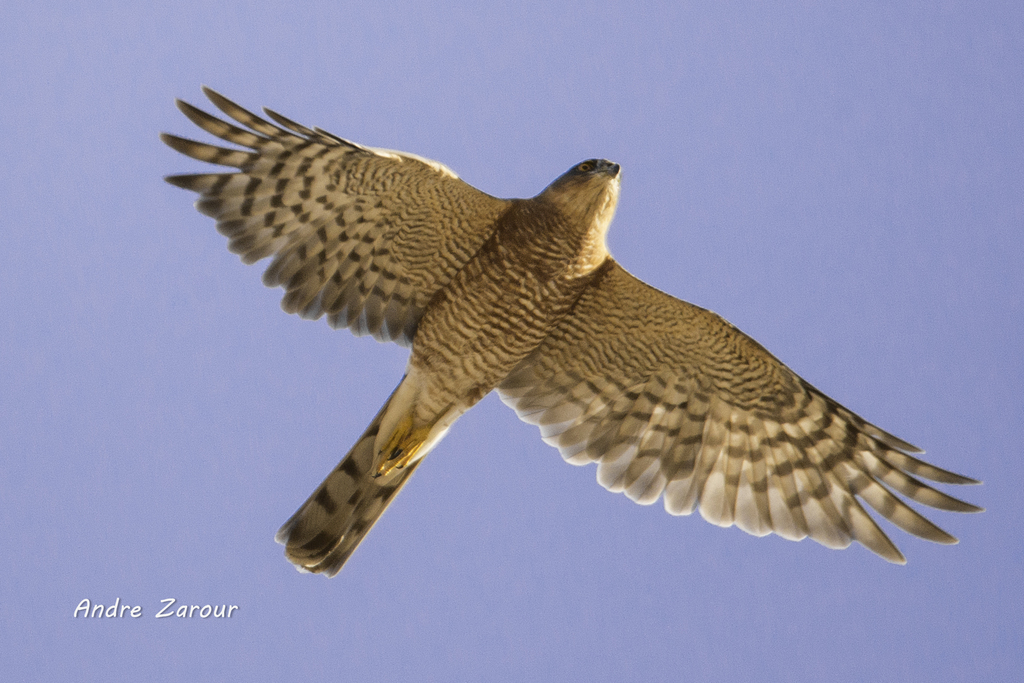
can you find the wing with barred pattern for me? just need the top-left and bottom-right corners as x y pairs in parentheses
(498, 261), (981, 563)
(162, 87), (511, 345)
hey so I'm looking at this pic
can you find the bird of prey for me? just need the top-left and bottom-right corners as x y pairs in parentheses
(162, 88), (980, 577)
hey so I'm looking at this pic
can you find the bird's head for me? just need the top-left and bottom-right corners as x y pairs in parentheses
(540, 159), (621, 224)
(535, 159), (621, 274)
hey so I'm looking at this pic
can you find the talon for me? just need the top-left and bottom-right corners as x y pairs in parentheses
(375, 414), (432, 477)
(376, 446), (422, 477)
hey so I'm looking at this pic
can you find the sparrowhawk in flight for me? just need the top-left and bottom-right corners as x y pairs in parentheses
(162, 88), (981, 577)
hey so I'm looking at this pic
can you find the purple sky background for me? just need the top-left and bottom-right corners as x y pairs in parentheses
(2, 2), (1022, 681)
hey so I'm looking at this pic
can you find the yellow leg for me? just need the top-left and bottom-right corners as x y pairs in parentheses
(375, 413), (433, 477)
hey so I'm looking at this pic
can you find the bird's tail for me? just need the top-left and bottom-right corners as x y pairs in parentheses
(275, 385), (426, 577)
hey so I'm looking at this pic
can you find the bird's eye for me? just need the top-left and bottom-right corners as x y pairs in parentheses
(577, 162), (594, 173)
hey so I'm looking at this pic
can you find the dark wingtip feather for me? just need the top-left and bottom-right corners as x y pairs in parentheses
(200, 84), (226, 104)
(885, 550), (908, 565)
(865, 423), (925, 454)
(200, 86), (287, 138)
(264, 107), (316, 137)
(160, 133), (198, 157)
(926, 468), (982, 486)
(173, 97), (194, 116)
(163, 173), (198, 190)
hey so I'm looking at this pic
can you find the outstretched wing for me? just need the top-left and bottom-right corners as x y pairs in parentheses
(162, 87), (511, 345)
(498, 261), (981, 563)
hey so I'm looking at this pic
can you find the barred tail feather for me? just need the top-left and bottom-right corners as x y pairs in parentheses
(275, 391), (421, 577)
